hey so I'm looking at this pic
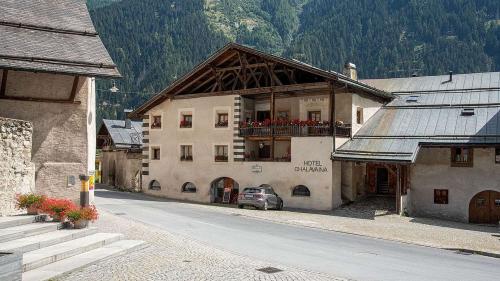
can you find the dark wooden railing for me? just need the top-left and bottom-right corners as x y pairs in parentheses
(239, 124), (351, 138)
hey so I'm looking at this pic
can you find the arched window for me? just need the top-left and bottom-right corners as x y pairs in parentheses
(259, 184), (272, 188)
(292, 185), (310, 197)
(182, 182), (197, 193)
(149, 180), (161, 190)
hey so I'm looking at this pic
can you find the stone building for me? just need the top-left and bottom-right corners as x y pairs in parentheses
(131, 43), (391, 210)
(97, 118), (143, 192)
(335, 72), (500, 223)
(0, 0), (120, 214)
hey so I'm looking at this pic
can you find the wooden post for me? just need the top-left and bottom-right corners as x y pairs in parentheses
(270, 90), (275, 161)
(396, 165), (401, 215)
(0, 70), (8, 97)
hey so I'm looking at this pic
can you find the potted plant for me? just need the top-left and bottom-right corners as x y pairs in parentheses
(67, 206), (99, 229)
(15, 193), (46, 215)
(40, 198), (77, 222)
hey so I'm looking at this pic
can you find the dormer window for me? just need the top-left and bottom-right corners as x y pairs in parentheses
(406, 95), (419, 103)
(461, 108), (474, 116)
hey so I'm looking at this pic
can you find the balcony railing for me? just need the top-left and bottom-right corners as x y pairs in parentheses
(239, 124), (351, 138)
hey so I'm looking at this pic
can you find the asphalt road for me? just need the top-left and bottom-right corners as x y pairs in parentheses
(95, 189), (500, 281)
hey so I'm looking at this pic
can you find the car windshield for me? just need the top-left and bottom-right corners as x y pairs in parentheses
(243, 188), (262, 194)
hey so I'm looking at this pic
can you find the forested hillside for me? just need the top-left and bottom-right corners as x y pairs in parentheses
(87, 0), (500, 122)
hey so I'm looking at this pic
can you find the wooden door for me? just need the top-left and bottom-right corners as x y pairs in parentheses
(469, 190), (500, 224)
(489, 191), (500, 224)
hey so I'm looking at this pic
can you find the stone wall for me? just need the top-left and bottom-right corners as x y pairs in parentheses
(0, 70), (95, 202)
(100, 150), (142, 192)
(0, 117), (35, 216)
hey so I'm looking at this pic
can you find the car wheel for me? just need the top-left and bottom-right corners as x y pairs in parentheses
(262, 201), (268, 211)
(278, 201), (283, 210)
(238, 204), (244, 209)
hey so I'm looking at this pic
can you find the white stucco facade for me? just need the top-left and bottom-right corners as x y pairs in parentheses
(408, 147), (500, 222)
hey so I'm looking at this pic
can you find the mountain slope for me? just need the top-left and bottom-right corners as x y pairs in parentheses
(88, 0), (500, 122)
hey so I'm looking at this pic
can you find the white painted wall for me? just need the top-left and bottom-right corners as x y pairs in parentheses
(410, 147), (500, 222)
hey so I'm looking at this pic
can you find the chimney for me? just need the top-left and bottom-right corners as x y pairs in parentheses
(124, 109), (132, 129)
(343, 62), (357, 80)
(449, 71), (453, 82)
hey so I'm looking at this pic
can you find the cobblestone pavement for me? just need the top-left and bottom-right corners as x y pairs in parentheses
(193, 197), (500, 256)
(56, 211), (347, 281)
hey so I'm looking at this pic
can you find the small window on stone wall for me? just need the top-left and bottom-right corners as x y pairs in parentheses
(292, 185), (310, 197)
(149, 180), (161, 190)
(182, 182), (197, 193)
(356, 107), (364, 124)
(151, 115), (162, 129)
(434, 189), (448, 204)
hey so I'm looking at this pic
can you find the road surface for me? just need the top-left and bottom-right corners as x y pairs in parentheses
(95, 189), (500, 281)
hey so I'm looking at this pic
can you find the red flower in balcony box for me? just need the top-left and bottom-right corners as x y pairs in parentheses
(180, 120), (192, 128)
(40, 198), (77, 222)
(263, 119), (271, 126)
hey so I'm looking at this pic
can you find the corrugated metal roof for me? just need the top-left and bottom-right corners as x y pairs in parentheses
(335, 73), (500, 163)
(102, 119), (143, 149)
(361, 72), (500, 93)
(0, 0), (120, 78)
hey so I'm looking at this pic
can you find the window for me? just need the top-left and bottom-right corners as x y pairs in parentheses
(496, 148), (500, 164)
(180, 145), (193, 161)
(292, 185), (310, 197)
(180, 114), (192, 128)
(277, 111), (289, 120)
(461, 108), (475, 116)
(451, 147), (473, 167)
(151, 115), (161, 129)
(308, 111), (321, 122)
(149, 180), (161, 190)
(215, 145), (228, 162)
(406, 95), (419, 103)
(434, 189), (448, 204)
(215, 113), (228, 127)
(356, 107), (364, 124)
(182, 182), (197, 193)
(151, 147), (160, 160)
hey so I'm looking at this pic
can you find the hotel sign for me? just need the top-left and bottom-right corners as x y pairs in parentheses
(295, 160), (328, 173)
(251, 164), (263, 173)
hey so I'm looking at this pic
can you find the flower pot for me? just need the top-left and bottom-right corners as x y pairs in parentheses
(73, 219), (89, 229)
(26, 206), (38, 215)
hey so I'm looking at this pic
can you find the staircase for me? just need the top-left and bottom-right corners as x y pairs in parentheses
(0, 215), (145, 281)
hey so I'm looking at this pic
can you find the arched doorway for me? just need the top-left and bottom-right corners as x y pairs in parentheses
(469, 190), (500, 224)
(210, 177), (239, 204)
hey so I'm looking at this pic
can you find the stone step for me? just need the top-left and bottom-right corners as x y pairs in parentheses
(0, 215), (40, 229)
(0, 228), (97, 253)
(0, 222), (59, 243)
(23, 233), (124, 272)
(22, 240), (147, 281)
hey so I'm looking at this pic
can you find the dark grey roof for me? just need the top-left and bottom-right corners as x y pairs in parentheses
(334, 73), (500, 163)
(361, 72), (500, 93)
(102, 119), (143, 149)
(0, 0), (120, 78)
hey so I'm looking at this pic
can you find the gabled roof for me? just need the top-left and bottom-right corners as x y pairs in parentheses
(334, 72), (500, 163)
(0, 0), (120, 78)
(100, 119), (143, 149)
(132, 43), (391, 117)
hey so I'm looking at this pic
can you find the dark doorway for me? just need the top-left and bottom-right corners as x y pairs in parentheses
(469, 190), (500, 224)
(376, 168), (389, 194)
(257, 111), (270, 121)
(211, 177), (240, 204)
(258, 144), (271, 159)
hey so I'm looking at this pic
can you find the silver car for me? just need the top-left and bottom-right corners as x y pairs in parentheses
(238, 186), (283, 210)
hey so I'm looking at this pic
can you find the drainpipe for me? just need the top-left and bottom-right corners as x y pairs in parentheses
(330, 82), (336, 160)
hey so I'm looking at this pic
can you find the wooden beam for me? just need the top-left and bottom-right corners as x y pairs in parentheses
(0, 95), (81, 104)
(0, 69), (8, 97)
(173, 82), (330, 99)
(69, 76), (80, 101)
(215, 63), (267, 72)
(396, 165), (401, 214)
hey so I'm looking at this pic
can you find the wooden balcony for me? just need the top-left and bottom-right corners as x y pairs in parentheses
(239, 124), (351, 138)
